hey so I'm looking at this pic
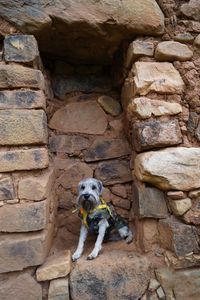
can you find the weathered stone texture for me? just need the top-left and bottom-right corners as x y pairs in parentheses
(0, 64), (44, 90)
(133, 182), (168, 218)
(36, 250), (71, 282)
(135, 147), (200, 191)
(0, 200), (48, 232)
(0, 224), (53, 273)
(155, 41), (193, 61)
(158, 217), (199, 256)
(4, 35), (39, 65)
(0, 90), (46, 109)
(127, 97), (182, 120)
(84, 137), (131, 162)
(48, 278), (69, 300)
(49, 101), (107, 135)
(0, 273), (42, 300)
(169, 198), (192, 216)
(0, 177), (15, 200)
(18, 168), (54, 201)
(180, 0), (200, 21)
(97, 95), (122, 116)
(194, 34), (200, 47)
(95, 159), (132, 185)
(49, 135), (90, 154)
(0, 109), (48, 146)
(70, 251), (151, 300)
(133, 119), (182, 151)
(133, 62), (185, 95)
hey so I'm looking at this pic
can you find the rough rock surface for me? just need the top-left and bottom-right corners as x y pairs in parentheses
(0, 177), (15, 200)
(49, 101), (107, 135)
(49, 135), (90, 154)
(169, 198), (192, 216)
(0, 0), (164, 63)
(133, 62), (185, 95)
(48, 278), (69, 300)
(135, 147), (200, 191)
(97, 95), (122, 116)
(155, 41), (193, 61)
(70, 250), (151, 300)
(180, 0), (200, 21)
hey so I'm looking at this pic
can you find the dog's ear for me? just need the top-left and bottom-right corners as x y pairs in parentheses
(97, 180), (103, 195)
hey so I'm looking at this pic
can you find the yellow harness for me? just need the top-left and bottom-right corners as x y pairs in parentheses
(73, 197), (113, 228)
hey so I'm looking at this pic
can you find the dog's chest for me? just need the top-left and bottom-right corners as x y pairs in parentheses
(87, 209), (112, 234)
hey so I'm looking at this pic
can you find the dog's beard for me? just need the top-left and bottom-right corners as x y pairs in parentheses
(79, 195), (97, 212)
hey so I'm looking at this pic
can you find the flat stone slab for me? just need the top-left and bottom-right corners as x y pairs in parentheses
(49, 101), (108, 135)
(0, 64), (44, 90)
(133, 62), (185, 95)
(0, 109), (48, 146)
(0, 90), (46, 109)
(0, 148), (49, 172)
(49, 135), (90, 154)
(70, 250), (151, 300)
(135, 147), (200, 191)
(36, 250), (71, 281)
(125, 40), (154, 68)
(155, 41), (193, 61)
(127, 97), (182, 120)
(48, 278), (69, 300)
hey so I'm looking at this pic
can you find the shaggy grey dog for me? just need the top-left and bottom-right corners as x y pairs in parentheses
(72, 178), (133, 261)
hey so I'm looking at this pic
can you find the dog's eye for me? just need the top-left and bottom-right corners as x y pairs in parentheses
(92, 185), (96, 190)
(81, 185), (85, 190)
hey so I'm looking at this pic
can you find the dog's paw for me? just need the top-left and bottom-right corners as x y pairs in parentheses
(87, 251), (98, 260)
(125, 231), (133, 244)
(72, 252), (81, 261)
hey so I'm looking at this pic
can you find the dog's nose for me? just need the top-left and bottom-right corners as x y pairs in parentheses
(84, 193), (90, 200)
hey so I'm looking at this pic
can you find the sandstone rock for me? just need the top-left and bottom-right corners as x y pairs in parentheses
(133, 181), (168, 218)
(4, 35), (39, 66)
(84, 137), (131, 162)
(0, 90), (46, 109)
(0, 148), (49, 172)
(181, 0), (200, 21)
(48, 278), (69, 300)
(0, 273), (42, 300)
(0, 0), (164, 64)
(167, 191), (187, 200)
(156, 286), (165, 300)
(18, 168), (54, 201)
(110, 184), (127, 198)
(95, 159), (132, 185)
(70, 250), (151, 300)
(53, 74), (111, 99)
(49, 135), (90, 154)
(0, 200), (48, 232)
(136, 219), (159, 252)
(0, 223), (53, 273)
(57, 161), (93, 189)
(0, 109), (47, 146)
(97, 95), (122, 116)
(174, 33), (194, 43)
(187, 111), (199, 135)
(164, 250), (200, 270)
(169, 198), (192, 216)
(132, 119), (182, 152)
(127, 97), (182, 120)
(194, 34), (200, 47)
(0, 64), (44, 90)
(125, 40), (154, 69)
(133, 62), (185, 95)
(183, 20), (200, 33)
(36, 250), (71, 282)
(115, 207), (130, 219)
(134, 147), (200, 191)
(49, 101), (107, 135)
(121, 78), (135, 109)
(155, 41), (193, 61)
(189, 189), (200, 198)
(57, 189), (74, 210)
(0, 177), (15, 200)
(182, 203), (200, 225)
(111, 195), (131, 210)
(158, 216), (199, 256)
(148, 279), (160, 292)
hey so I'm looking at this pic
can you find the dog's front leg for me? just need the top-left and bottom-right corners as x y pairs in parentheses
(87, 219), (109, 260)
(72, 224), (88, 261)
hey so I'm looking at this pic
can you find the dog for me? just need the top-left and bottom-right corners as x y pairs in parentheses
(72, 178), (133, 261)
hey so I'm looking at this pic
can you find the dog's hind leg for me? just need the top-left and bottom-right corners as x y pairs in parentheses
(72, 225), (88, 261)
(87, 219), (109, 260)
(118, 226), (133, 244)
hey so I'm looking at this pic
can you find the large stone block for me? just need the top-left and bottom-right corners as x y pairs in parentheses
(49, 135), (90, 154)
(95, 159), (132, 185)
(132, 119), (182, 151)
(49, 101), (107, 135)
(0, 273), (42, 300)
(0, 109), (48, 146)
(0, 200), (49, 232)
(136, 219), (159, 252)
(48, 278), (69, 300)
(158, 216), (199, 256)
(0, 223), (53, 273)
(70, 250), (151, 300)
(0, 176), (15, 200)
(0, 64), (44, 90)
(0, 90), (46, 109)
(155, 41), (193, 61)
(132, 62), (185, 95)
(135, 147), (200, 191)
(133, 181), (168, 218)
(84, 137), (131, 162)
(0, 148), (49, 172)
(4, 35), (40, 65)
(18, 168), (54, 201)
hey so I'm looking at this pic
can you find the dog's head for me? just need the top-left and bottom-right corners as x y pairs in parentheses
(76, 178), (103, 212)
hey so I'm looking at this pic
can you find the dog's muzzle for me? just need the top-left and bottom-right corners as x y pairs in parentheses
(80, 194), (95, 212)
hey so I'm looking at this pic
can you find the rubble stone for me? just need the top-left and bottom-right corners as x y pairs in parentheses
(155, 41), (193, 61)
(48, 277), (69, 300)
(169, 198), (192, 216)
(0, 177), (15, 200)
(97, 95), (122, 116)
